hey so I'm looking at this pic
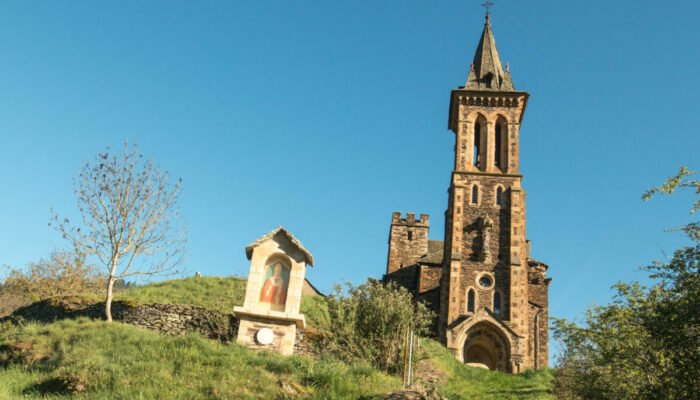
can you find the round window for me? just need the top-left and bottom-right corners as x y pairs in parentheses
(478, 275), (492, 288)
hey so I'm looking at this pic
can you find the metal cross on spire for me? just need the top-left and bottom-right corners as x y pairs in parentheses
(481, 0), (495, 17)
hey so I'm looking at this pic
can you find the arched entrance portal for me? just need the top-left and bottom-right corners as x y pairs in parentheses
(463, 322), (510, 372)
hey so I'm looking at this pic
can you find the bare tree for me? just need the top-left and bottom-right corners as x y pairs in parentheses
(53, 142), (186, 321)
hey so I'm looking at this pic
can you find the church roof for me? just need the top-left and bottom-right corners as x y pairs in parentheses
(245, 226), (314, 266)
(420, 240), (444, 264)
(465, 16), (515, 91)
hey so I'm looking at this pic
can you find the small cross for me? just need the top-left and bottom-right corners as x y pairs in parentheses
(482, 0), (495, 17)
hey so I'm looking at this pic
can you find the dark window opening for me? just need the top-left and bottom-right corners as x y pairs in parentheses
(495, 123), (502, 168)
(496, 187), (503, 206)
(407, 231), (413, 241)
(484, 73), (493, 88)
(467, 289), (475, 313)
(473, 122), (481, 167)
(479, 275), (492, 288)
(494, 292), (501, 314)
(472, 185), (479, 204)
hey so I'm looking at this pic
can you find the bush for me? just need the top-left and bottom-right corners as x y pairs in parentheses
(552, 167), (700, 400)
(1, 249), (104, 306)
(0, 289), (29, 318)
(321, 278), (433, 373)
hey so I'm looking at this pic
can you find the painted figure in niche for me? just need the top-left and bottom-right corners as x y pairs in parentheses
(260, 261), (290, 308)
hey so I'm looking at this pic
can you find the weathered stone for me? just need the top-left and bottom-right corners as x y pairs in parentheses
(234, 227), (312, 356)
(382, 15), (550, 373)
(1, 299), (238, 343)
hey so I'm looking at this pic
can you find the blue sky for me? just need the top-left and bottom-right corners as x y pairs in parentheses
(0, 1), (698, 360)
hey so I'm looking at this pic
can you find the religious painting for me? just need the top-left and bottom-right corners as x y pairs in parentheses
(259, 260), (290, 310)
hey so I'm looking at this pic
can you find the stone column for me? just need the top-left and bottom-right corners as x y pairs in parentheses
(461, 121), (474, 171)
(485, 120), (496, 173)
(507, 123), (520, 174)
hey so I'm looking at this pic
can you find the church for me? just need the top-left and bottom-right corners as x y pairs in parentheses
(384, 14), (551, 373)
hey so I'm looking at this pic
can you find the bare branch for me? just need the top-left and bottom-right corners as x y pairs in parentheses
(51, 140), (186, 321)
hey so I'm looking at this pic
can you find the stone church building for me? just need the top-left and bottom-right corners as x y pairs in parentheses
(385, 15), (551, 373)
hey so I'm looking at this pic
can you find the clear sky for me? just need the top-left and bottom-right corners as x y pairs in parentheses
(0, 1), (698, 361)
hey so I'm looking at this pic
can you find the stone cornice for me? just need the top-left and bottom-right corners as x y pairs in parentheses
(452, 171), (523, 179)
(448, 89), (530, 130)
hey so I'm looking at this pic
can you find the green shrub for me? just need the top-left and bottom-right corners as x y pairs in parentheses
(322, 278), (434, 373)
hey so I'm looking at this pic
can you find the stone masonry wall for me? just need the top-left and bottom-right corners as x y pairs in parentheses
(527, 260), (550, 368)
(2, 298), (238, 342)
(386, 212), (429, 275)
(418, 265), (442, 293)
(455, 173), (516, 319)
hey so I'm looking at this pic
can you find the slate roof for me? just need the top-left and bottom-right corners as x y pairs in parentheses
(465, 16), (515, 91)
(420, 240), (444, 265)
(245, 226), (314, 266)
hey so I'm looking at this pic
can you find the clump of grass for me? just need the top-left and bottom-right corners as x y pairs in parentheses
(116, 276), (332, 330)
(0, 318), (400, 399)
(115, 276), (247, 314)
(421, 338), (555, 399)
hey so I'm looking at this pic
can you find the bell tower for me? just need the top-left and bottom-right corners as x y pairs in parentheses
(438, 14), (542, 372)
(383, 10), (551, 372)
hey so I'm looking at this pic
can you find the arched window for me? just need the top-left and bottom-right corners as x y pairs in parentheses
(496, 187), (503, 206)
(494, 292), (501, 315)
(260, 257), (291, 312)
(471, 185), (479, 204)
(467, 289), (475, 313)
(495, 123), (502, 168)
(473, 122), (481, 167)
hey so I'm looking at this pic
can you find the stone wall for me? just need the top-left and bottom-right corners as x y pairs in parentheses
(387, 212), (429, 275)
(384, 265), (419, 294)
(527, 260), (550, 368)
(418, 265), (442, 293)
(1, 297), (237, 342)
(453, 174), (517, 320)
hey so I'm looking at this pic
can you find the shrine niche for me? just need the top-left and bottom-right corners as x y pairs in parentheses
(233, 226), (313, 356)
(259, 258), (290, 311)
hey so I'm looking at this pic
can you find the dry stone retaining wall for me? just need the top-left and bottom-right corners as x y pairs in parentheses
(1, 298), (237, 342)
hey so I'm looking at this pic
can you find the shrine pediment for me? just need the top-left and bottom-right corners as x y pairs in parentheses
(245, 226), (314, 266)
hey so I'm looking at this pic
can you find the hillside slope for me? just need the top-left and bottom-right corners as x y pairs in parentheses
(0, 276), (554, 399)
(114, 276), (330, 329)
(0, 318), (399, 399)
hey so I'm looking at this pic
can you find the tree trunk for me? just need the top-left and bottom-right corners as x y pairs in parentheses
(105, 276), (115, 322)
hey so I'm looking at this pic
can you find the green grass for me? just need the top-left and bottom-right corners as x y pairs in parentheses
(114, 276), (331, 329)
(1, 277), (555, 398)
(420, 339), (555, 400)
(114, 276), (247, 315)
(0, 318), (400, 399)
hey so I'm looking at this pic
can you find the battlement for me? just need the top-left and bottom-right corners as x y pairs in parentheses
(391, 212), (429, 227)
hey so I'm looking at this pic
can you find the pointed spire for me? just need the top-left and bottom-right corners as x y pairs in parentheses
(466, 16), (514, 91)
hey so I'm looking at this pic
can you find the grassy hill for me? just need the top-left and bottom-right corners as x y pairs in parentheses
(113, 276), (331, 329)
(0, 276), (554, 399)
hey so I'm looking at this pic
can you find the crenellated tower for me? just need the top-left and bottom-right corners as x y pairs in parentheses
(387, 212), (430, 275)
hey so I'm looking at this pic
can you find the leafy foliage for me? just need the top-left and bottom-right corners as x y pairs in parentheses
(552, 167), (699, 400)
(322, 278), (434, 373)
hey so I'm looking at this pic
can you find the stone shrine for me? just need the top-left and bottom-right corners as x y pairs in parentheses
(233, 226), (312, 355)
